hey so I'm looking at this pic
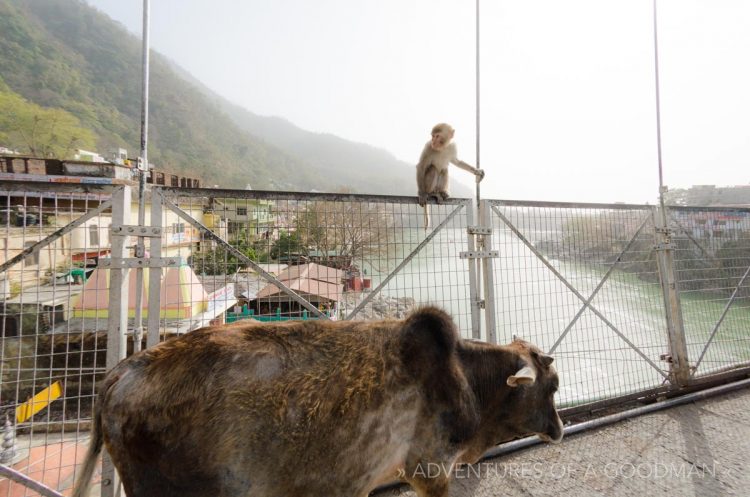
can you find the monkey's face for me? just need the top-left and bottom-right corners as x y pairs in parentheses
(429, 123), (455, 151)
(430, 131), (449, 151)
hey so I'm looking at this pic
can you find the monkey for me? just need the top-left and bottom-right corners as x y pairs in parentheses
(416, 123), (484, 228)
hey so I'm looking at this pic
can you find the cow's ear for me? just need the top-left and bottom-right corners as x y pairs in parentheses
(507, 365), (536, 387)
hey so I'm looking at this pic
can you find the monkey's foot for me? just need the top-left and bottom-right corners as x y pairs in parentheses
(418, 194), (428, 207)
(436, 191), (450, 203)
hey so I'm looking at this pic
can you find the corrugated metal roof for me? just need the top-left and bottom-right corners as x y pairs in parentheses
(255, 263), (345, 301)
(276, 263), (345, 283)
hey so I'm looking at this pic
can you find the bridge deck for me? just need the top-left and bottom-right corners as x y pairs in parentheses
(377, 386), (750, 497)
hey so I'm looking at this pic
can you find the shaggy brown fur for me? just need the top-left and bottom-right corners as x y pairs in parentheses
(72, 307), (562, 497)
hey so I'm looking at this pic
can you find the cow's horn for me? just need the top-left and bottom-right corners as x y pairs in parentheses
(507, 365), (536, 387)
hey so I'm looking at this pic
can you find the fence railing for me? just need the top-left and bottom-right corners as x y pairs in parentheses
(486, 200), (669, 406)
(668, 206), (750, 377)
(1, 181), (118, 497)
(1, 180), (749, 495)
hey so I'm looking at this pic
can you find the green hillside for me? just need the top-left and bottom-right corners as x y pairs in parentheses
(0, 76), (96, 157)
(0, 0), (470, 196)
(0, 0), (314, 189)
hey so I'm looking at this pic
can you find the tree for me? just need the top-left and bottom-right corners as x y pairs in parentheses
(270, 231), (304, 260)
(714, 238), (750, 298)
(191, 243), (259, 276)
(0, 88), (95, 158)
(294, 196), (395, 270)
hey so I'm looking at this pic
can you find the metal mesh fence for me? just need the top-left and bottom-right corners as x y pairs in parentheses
(668, 206), (750, 377)
(1, 185), (115, 496)
(487, 201), (670, 408)
(2, 180), (750, 496)
(154, 188), (476, 340)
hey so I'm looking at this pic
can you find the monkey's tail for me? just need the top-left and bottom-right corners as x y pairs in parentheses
(423, 205), (431, 230)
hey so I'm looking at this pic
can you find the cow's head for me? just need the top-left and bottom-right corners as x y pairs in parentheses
(504, 339), (563, 443)
(460, 338), (564, 447)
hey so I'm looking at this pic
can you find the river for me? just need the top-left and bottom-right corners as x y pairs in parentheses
(362, 227), (750, 406)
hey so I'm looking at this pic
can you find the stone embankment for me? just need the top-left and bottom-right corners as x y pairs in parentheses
(342, 294), (417, 320)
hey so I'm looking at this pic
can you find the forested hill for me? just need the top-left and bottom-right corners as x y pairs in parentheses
(0, 0), (468, 195)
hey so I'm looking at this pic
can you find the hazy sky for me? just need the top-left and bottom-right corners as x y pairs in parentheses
(85, 0), (749, 204)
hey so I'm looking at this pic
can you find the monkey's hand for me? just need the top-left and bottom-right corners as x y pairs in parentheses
(475, 169), (485, 182)
(418, 193), (428, 207)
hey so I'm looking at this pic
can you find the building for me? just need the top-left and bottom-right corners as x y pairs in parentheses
(74, 149), (108, 163)
(0, 155), (207, 335)
(207, 198), (275, 240)
(233, 263), (345, 321)
(668, 184), (750, 207)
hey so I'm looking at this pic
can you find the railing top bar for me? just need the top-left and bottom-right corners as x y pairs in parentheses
(488, 199), (654, 210)
(155, 185), (471, 205)
(667, 204), (750, 213)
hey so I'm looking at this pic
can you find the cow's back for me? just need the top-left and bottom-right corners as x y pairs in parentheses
(99, 319), (420, 497)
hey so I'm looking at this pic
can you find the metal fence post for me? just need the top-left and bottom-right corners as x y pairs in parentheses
(147, 188), (163, 348)
(465, 200), (482, 339)
(653, 205), (690, 386)
(480, 200), (497, 343)
(462, 199), (497, 343)
(102, 184), (131, 497)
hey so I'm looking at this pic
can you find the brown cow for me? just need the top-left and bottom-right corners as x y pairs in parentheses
(72, 307), (562, 497)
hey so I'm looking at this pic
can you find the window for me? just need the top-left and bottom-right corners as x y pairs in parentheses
(89, 225), (100, 246)
(1, 315), (19, 337)
(236, 207), (248, 216)
(171, 222), (186, 243)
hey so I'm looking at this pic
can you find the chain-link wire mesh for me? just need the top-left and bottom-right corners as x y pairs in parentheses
(1, 185), (116, 496)
(2, 181), (750, 496)
(153, 188), (476, 341)
(487, 201), (671, 408)
(668, 206), (750, 377)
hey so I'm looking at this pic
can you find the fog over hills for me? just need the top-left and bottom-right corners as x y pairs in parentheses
(0, 0), (470, 197)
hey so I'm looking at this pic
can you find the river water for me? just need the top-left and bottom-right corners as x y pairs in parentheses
(362, 227), (749, 406)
